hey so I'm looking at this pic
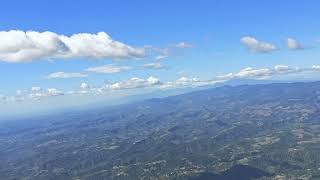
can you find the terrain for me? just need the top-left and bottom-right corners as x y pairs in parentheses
(1, 81), (320, 179)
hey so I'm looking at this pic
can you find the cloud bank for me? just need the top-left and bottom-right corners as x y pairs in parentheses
(2, 65), (320, 104)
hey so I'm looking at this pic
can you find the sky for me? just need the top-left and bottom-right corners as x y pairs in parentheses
(1, 0), (320, 117)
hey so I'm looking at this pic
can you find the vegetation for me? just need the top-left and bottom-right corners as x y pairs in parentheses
(1, 82), (320, 179)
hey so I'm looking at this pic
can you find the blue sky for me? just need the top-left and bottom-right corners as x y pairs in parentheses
(1, 0), (320, 116)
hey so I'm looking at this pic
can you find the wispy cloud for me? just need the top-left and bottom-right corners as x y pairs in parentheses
(86, 64), (132, 74)
(174, 42), (193, 49)
(286, 38), (304, 50)
(143, 61), (165, 69)
(46, 72), (88, 79)
(155, 55), (168, 60)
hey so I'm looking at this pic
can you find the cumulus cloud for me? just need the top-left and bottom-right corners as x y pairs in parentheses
(110, 76), (161, 90)
(46, 72), (88, 79)
(0, 30), (145, 63)
(175, 42), (193, 48)
(240, 36), (277, 53)
(286, 38), (304, 50)
(85, 64), (132, 74)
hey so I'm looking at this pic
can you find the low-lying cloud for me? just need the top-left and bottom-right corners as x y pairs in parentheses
(217, 65), (320, 81)
(3, 65), (320, 103)
(110, 76), (161, 90)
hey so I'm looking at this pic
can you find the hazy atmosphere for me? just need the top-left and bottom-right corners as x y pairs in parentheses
(1, 1), (320, 117)
(1, 1), (320, 180)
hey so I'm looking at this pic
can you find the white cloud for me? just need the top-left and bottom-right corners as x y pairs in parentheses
(75, 82), (92, 94)
(286, 38), (304, 50)
(46, 72), (88, 79)
(235, 67), (272, 79)
(110, 76), (161, 90)
(143, 61), (165, 69)
(312, 65), (320, 70)
(5, 64), (320, 104)
(31, 87), (42, 92)
(86, 64), (132, 74)
(160, 76), (204, 89)
(240, 36), (277, 53)
(216, 73), (234, 80)
(274, 64), (289, 71)
(175, 42), (193, 48)
(273, 64), (300, 74)
(0, 30), (145, 63)
(176, 76), (199, 84)
(47, 88), (64, 96)
(217, 67), (272, 80)
(28, 87), (64, 100)
(217, 65), (302, 80)
(143, 54), (168, 69)
(63, 77), (163, 95)
(80, 82), (90, 89)
(155, 55), (168, 61)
